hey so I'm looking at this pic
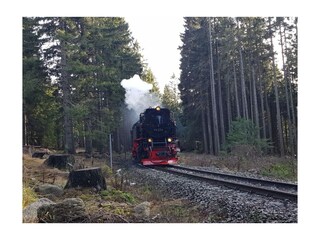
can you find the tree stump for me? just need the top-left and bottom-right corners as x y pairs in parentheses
(32, 152), (46, 159)
(65, 167), (107, 190)
(44, 154), (75, 170)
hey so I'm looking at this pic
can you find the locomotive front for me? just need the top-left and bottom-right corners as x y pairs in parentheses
(131, 106), (179, 165)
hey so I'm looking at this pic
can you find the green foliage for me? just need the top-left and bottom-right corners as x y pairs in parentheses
(162, 75), (181, 114)
(23, 17), (143, 152)
(141, 67), (160, 95)
(23, 18), (61, 148)
(100, 189), (136, 204)
(178, 17), (297, 155)
(261, 162), (297, 181)
(101, 165), (113, 178)
(225, 118), (272, 154)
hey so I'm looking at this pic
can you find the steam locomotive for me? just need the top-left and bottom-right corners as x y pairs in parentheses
(131, 106), (179, 166)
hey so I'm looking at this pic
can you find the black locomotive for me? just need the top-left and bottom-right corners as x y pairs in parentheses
(131, 106), (179, 165)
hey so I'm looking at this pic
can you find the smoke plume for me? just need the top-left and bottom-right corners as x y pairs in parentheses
(121, 75), (161, 117)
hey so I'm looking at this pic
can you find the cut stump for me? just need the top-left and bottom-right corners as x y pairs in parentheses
(32, 152), (46, 159)
(44, 154), (75, 170)
(65, 167), (107, 190)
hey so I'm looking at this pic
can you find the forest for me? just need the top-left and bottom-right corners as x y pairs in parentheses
(23, 17), (297, 157)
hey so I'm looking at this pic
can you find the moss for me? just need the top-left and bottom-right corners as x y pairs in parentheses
(79, 193), (96, 201)
(100, 189), (136, 204)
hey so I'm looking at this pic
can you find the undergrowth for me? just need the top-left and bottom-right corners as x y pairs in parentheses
(23, 186), (38, 209)
(261, 162), (297, 181)
(100, 189), (136, 204)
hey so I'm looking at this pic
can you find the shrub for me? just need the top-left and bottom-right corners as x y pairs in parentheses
(225, 118), (272, 155)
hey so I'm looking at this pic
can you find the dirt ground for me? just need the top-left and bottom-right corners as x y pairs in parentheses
(23, 146), (297, 223)
(22, 151), (210, 223)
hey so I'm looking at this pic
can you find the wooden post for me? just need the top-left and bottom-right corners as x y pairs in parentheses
(109, 134), (113, 170)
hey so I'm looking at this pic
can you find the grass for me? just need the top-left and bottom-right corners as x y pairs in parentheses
(261, 161), (297, 181)
(23, 186), (38, 209)
(100, 189), (136, 204)
(178, 152), (297, 181)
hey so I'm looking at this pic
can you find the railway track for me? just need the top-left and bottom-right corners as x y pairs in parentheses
(151, 165), (297, 202)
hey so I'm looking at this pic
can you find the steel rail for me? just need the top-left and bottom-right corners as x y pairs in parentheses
(151, 166), (297, 202)
(169, 165), (297, 190)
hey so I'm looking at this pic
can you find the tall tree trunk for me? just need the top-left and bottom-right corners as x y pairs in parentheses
(268, 17), (284, 156)
(226, 72), (232, 131)
(249, 68), (253, 121)
(284, 24), (297, 155)
(289, 75), (297, 154)
(280, 23), (294, 155)
(85, 118), (92, 155)
(206, 89), (214, 155)
(251, 65), (260, 136)
(201, 102), (208, 154)
(208, 18), (220, 154)
(257, 64), (266, 139)
(233, 60), (241, 119)
(215, 41), (226, 146)
(239, 48), (249, 120)
(60, 20), (75, 154)
(265, 90), (273, 142)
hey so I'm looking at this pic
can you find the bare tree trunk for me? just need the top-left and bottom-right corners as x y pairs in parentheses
(226, 72), (232, 131)
(249, 69), (253, 121)
(251, 65), (260, 136)
(265, 90), (273, 141)
(201, 103), (208, 154)
(280, 23), (294, 155)
(215, 42), (226, 146)
(233, 60), (241, 118)
(60, 19), (75, 154)
(208, 18), (220, 154)
(268, 17), (284, 156)
(85, 118), (92, 155)
(206, 89), (214, 155)
(257, 64), (266, 139)
(239, 48), (249, 120)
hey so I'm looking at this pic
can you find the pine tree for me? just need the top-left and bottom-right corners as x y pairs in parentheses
(24, 17), (143, 153)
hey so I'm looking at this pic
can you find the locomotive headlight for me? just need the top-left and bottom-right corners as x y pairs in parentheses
(147, 138), (153, 143)
(167, 137), (173, 143)
(155, 106), (161, 111)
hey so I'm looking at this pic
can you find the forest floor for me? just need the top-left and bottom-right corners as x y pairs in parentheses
(22, 148), (297, 223)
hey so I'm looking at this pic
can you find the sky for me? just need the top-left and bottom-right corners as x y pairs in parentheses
(125, 16), (185, 92)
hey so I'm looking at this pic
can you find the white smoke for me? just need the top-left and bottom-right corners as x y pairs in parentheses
(121, 75), (161, 116)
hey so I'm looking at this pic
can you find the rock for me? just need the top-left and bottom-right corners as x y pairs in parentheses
(35, 184), (64, 199)
(23, 198), (55, 223)
(37, 198), (89, 223)
(134, 201), (151, 219)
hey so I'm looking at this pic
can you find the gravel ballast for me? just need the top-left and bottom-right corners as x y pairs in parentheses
(129, 165), (297, 223)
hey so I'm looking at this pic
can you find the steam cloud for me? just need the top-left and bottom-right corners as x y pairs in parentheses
(121, 75), (160, 117)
